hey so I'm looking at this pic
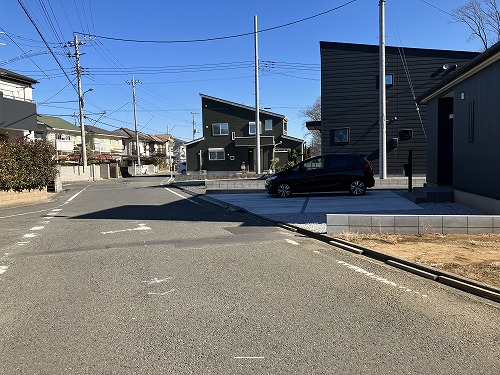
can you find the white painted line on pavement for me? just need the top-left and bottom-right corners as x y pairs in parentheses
(101, 223), (151, 234)
(165, 188), (199, 205)
(336, 260), (428, 298)
(64, 186), (88, 203)
(285, 239), (300, 246)
(0, 265), (8, 274)
(23, 233), (36, 238)
(30, 226), (44, 231)
(142, 277), (172, 285)
(17, 241), (30, 245)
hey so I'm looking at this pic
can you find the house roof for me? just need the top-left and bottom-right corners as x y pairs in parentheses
(200, 93), (287, 119)
(111, 127), (154, 141)
(0, 68), (38, 86)
(281, 134), (305, 144)
(85, 125), (126, 138)
(184, 137), (204, 146)
(37, 115), (80, 132)
(149, 134), (173, 142)
(418, 41), (500, 104)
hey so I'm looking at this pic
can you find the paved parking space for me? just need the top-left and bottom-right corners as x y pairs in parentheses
(207, 190), (421, 215)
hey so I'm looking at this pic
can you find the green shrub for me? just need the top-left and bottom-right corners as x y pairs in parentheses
(0, 139), (57, 192)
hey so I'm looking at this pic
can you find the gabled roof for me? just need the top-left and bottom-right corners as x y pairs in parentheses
(149, 134), (173, 142)
(200, 93), (286, 119)
(184, 137), (204, 146)
(0, 68), (38, 86)
(85, 125), (126, 138)
(418, 41), (500, 104)
(111, 127), (154, 141)
(37, 115), (80, 132)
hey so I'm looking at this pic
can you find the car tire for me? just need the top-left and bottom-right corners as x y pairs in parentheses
(349, 180), (366, 195)
(277, 183), (292, 198)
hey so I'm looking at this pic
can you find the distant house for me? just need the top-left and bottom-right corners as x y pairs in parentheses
(185, 94), (305, 173)
(38, 115), (80, 155)
(112, 127), (154, 159)
(85, 125), (126, 157)
(418, 41), (500, 214)
(0, 68), (39, 140)
(316, 42), (479, 176)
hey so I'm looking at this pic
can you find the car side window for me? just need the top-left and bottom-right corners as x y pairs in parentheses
(303, 157), (325, 171)
(330, 155), (350, 169)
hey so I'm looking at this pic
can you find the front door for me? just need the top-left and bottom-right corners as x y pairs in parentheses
(247, 149), (254, 172)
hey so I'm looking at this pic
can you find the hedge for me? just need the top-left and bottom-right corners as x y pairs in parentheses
(0, 139), (57, 192)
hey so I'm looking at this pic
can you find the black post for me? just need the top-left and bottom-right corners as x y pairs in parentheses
(407, 149), (413, 193)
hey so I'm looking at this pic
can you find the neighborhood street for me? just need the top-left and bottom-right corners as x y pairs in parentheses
(0, 175), (499, 374)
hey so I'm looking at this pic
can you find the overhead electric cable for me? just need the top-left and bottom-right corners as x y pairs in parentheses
(75, 0), (358, 43)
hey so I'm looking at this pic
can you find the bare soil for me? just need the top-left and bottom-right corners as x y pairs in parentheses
(334, 233), (500, 289)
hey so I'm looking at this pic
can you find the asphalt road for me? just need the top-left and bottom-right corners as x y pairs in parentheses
(0, 175), (499, 374)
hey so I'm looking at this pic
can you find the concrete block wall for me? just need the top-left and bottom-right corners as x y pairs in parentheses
(59, 165), (100, 182)
(327, 214), (500, 235)
(0, 188), (48, 208)
(205, 179), (265, 189)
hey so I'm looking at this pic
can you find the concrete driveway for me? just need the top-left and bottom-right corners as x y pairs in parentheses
(207, 190), (421, 215)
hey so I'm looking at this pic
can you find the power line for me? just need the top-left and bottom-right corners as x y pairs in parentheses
(75, 0), (359, 43)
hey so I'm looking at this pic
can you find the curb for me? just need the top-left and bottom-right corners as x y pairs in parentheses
(174, 184), (500, 304)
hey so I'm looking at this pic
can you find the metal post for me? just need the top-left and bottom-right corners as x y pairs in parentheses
(379, 0), (387, 179)
(254, 15), (261, 174)
(128, 75), (141, 170)
(74, 34), (87, 172)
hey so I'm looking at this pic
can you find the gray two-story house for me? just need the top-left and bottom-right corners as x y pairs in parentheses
(185, 94), (304, 173)
(317, 42), (479, 176)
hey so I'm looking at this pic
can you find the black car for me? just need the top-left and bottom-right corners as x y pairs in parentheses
(265, 154), (375, 198)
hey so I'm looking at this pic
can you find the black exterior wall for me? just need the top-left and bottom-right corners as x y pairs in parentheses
(185, 95), (304, 172)
(0, 94), (38, 136)
(320, 42), (478, 176)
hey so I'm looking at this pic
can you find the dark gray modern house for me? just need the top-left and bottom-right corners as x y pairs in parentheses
(317, 42), (479, 176)
(0, 68), (40, 140)
(419, 41), (500, 214)
(185, 94), (304, 173)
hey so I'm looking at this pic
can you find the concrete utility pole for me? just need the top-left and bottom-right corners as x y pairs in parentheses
(71, 34), (88, 171)
(191, 111), (198, 140)
(379, 0), (387, 179)
(254, 15), (261, 174)
(127, 75), (141, 169)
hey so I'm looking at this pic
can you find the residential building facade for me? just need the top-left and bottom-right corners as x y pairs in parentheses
(185, 94), (304, 173)
(318, 42), (478, 176)
(419, 41), (500, 213)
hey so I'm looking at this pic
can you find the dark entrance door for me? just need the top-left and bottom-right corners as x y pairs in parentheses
(437, 97), (454, 185)
(247, 149), (254, 171)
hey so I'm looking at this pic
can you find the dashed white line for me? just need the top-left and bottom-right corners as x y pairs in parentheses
(148, 289), (175, 296)
(23, 233), (36, 238)
(0, 266), (9, 274)
(30, 226), (45, 231)
(142, 277), (172, 285)
(336, 260), (428, 298)
(101, 223), (151, 234)
(285, 239), (300, 246)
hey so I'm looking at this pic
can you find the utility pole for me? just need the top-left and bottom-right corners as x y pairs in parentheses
(68, 33), (88, 171)
(254, 15), (261, 174)
(127, 75), (141, 169)
(191, 111), (198, 140)
(379, 0), (387, 179)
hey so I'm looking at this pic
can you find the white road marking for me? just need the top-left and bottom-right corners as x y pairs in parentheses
(142, 277), (172, 285)
(148, 289), (175, 296)
(336, 260), (428, 298)
(233, 357), (265, 359)
(0, 266), (8, 274)
(17, 241), (30, 245)
(51, 209), (62, 212)
(40, 221), (51, 224)
(64, 186), (88, 203)
(44, 216), (54, 219)
(101, 223), (151, 234)
(23, 233), (36, 238)
(164, 188), (199, 205)
(285, 239), (300, 246)
(30, 226), (44, 231)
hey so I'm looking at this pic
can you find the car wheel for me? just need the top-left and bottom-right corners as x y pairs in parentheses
(349, 180), (366, 195)
(277, 183), (292, 198)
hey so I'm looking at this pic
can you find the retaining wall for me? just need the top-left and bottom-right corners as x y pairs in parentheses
(327, 214), (500, 235)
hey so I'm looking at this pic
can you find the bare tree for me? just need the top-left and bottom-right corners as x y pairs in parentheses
(453, 0), (500, 50)
(299, 96), (321, 156)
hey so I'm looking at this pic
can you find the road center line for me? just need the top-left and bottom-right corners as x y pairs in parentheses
(165, 188), (199, 205)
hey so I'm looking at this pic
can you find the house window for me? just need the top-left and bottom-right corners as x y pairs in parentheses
(283, 121), (288, 135)
(249, 122), (262, 135)
(375, 74), (394, 89)
(212, 123), (228, 136)
(468, 101), (474, 143)
(209, 148), (225, 160)
(264, 119), (273, 131)
(330, 128), (350, 145)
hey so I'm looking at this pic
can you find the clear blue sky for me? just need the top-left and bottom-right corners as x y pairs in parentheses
(1, 0), (480, 143)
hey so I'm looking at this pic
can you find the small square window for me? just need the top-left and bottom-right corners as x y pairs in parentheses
(249, 122), (262, 135)
(208, 148), (225, 160)
(330, 128), (349, 145)
(212, 123), (229, 136)
(264, 119), (273, 131)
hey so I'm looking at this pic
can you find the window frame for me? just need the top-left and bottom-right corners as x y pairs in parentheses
(330, 127), (350, 146)
(212, 123), (229, 136)
(264, 119), (273, 131)
(208, 148), (225, 161)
